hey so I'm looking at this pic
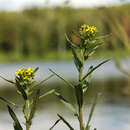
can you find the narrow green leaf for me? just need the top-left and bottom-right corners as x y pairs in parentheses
(0, 97), (17, 107)
(57, 114), (74, 130)
(86, 125), (90, 130)
(15, 77), (27, 100)
(82, 81), (89, 93)
(33, 67), (39, 73)
(49, 119), (61, 130)
(83, 66), (93, 93)
(65, 33), (78, 49)
(87, 44), (101, 57)
(29, 89), (40, 125)
(72, 48), (83, 72)
(23, 100), (29, 121)
(55, 92), (77, 116)
(39, 89), (55, 99)
(85, 42), (102, 58)
(7, 105), (23, 130)
(31, 74), (54, 90)
(49, 69), (74, 88)
(86, 94), (101, 130)
(75, 84), (83, 108)
(0, 75), (15, 84)
(83, 59), (110, 81)
(95, 34), (112, 40)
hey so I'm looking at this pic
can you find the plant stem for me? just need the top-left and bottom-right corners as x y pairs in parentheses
(79, 107), (85, 130)
(79, 67), (83, 82)
(78, 67), (85, 130)
(25, 99), (30, 130)
(26, 123), (30, 130)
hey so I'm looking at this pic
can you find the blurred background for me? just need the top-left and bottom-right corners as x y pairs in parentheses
(0, 0), (130, 130)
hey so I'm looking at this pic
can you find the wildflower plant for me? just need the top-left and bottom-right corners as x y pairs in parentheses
(50, 24), (109, 130)
(0, 67), (54, 130)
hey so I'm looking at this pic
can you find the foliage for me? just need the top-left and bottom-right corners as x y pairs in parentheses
(0, 67), (54, 130)
(50, 25), (109, 130)
(0, 4), (129, 61)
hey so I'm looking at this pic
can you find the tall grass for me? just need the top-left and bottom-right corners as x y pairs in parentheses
(0, 4), (129, 59)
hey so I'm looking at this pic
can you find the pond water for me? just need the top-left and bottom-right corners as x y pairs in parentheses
(0, 58), (129, 85)
(0, 59), (130, 130)
(0, 99), (130, 130)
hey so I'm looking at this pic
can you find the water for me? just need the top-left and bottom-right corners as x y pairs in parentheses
(0, 59), (130, 130)
(0, 102), (130, 130)
(0, 59), (129, 85)
(0, 85), (130, 130)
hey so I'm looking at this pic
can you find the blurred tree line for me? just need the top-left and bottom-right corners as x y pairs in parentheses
(0, 4), (130, 59)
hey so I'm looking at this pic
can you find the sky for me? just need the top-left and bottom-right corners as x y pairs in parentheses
(0, 0), (129, 11)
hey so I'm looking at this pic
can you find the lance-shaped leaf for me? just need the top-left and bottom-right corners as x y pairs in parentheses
(39, 89), (55, 99)
(83, 66), (93, 93)
(49, 119), (61, 130)
(55, 92), (77, 116)
(29, 89), (40, 125)
(86, 94), (101, 130)
(31, 74), (54, 90)
(15, 77), (27, 100)
(87, 43), (102, 57)
(33, 67), (39, 73)
(49, 69), (74, 88)
(72, 48), (83, 72)
(0, 97), (17, 107)
(57, 114), (74, 130)
(23, 101), (29, 121)
(83, 59), (110, 81)
(65, 33), (79, 49)
(75, 84), (83, 108)
(86, 125), (90, 130)
(95, 34), (112, 40)
(82, 80), (89, 93)
(0, 75), (15, 84)
(7, 105), (23, 130)
(84, 40), (102, 59)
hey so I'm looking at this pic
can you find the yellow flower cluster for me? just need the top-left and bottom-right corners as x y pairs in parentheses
(79, 24), (97, 38)
(15, 67), (34, 81)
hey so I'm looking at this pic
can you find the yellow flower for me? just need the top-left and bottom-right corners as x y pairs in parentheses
(15, 69), (24, 75)
(79, 24), (97, 39)
(15, 67), (34, 81)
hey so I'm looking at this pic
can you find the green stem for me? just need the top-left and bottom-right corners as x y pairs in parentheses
(26, 122), (30, 130)
(79, 67), (83, 82)
(79, 107), (85, 130)
(78, 66), (85, 130)
(25, 99), (30, 130)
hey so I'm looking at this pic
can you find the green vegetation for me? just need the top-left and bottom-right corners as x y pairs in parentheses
(0, 4), (130, 61)
(0, 24), (108, 130)
(0, 67), (55, 130)
(49, 24), (109, 130)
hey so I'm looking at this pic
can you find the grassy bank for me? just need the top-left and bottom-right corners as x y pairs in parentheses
(0, 48), (129, 62)
(0, 4), (130, 62)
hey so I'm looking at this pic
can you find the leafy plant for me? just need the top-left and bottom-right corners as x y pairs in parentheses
(0, 67), (54, 130)
(50, 24), (109, 130)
